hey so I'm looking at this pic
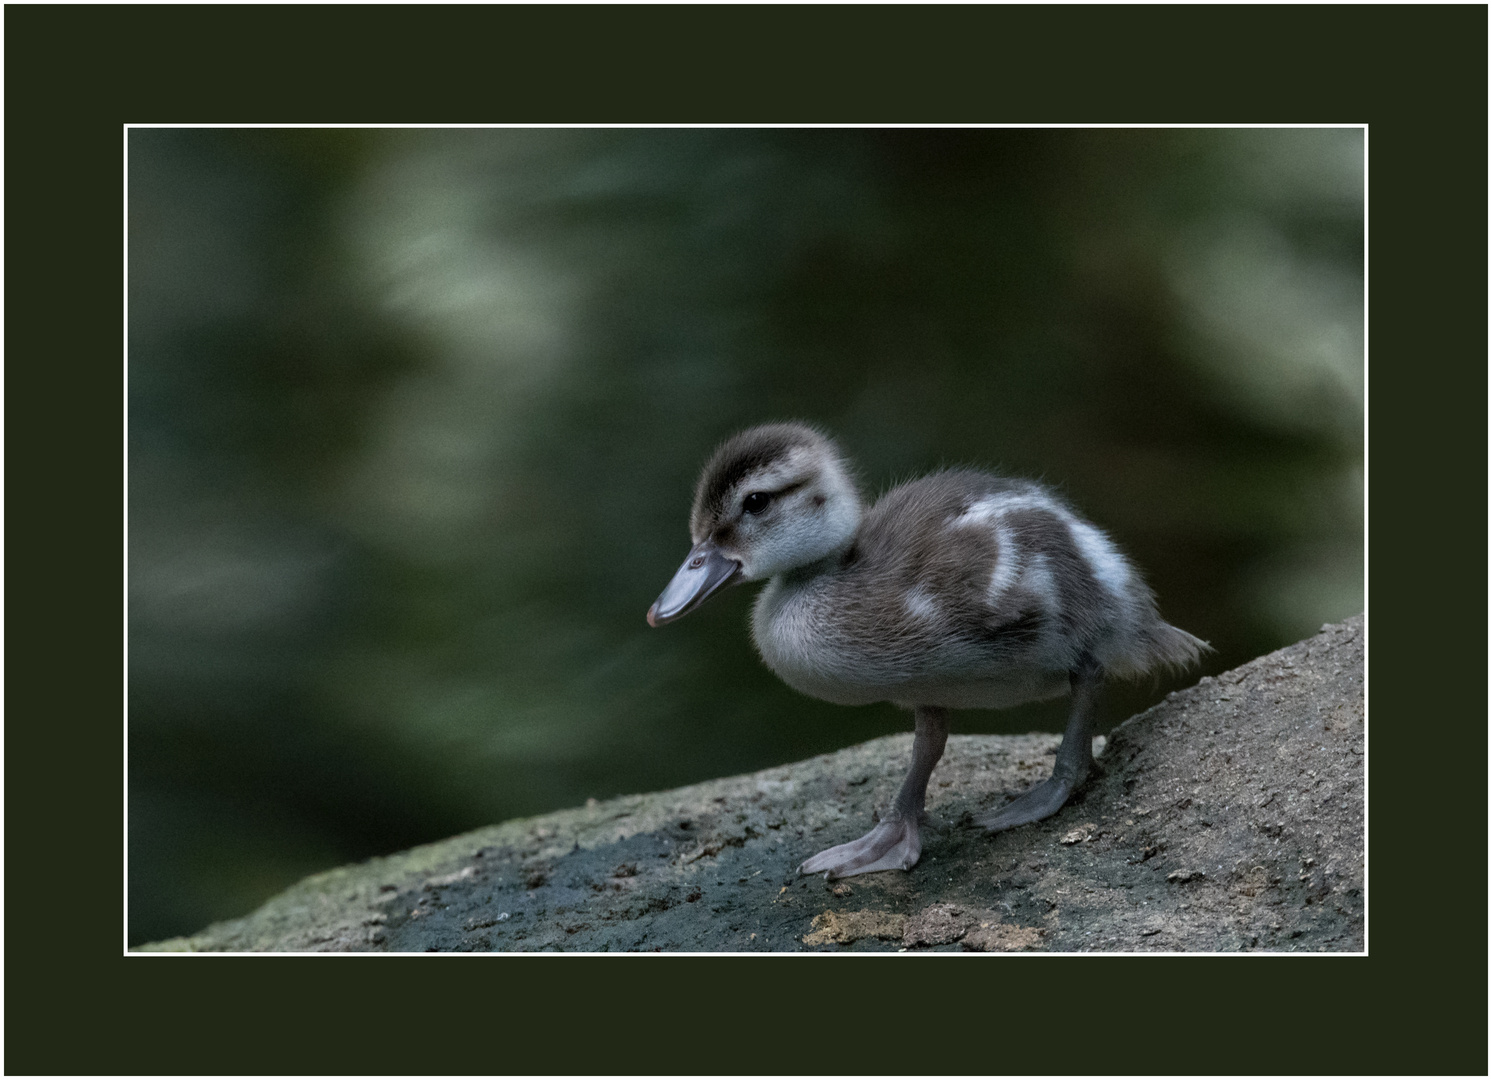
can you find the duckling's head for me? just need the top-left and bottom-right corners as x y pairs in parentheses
(648, 422), (862, 626)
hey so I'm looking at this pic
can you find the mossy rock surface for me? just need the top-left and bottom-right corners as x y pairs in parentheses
(137, 616), (1364, 953)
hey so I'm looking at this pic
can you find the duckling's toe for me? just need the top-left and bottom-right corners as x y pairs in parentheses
(975, 776), (1081, 833)
(798, 813), (922, 879)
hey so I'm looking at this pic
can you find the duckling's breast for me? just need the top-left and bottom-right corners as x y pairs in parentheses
(751, 572), (1073, 709)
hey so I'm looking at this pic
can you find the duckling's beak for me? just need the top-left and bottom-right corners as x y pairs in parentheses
(647, 542), (742, 626)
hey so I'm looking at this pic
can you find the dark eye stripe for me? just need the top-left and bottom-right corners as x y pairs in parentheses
(741, 480), (806, 516)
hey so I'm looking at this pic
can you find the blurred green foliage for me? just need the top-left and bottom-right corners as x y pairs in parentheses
(128, 128), (1363, 944)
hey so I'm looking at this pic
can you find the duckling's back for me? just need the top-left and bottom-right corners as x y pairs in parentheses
(752, 469), (1205, 710)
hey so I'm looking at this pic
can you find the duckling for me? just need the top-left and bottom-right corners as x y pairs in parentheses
(648, 422), (1207, 880)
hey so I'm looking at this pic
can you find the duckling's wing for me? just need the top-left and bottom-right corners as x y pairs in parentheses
(861, 471), (1131, 675)
(927, 475), (1205, 678)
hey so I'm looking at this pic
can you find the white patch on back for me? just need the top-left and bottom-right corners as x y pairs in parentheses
(1020, 552), (1058, 612)
(952, 488), (1133, 605)
(903, 586), (940, 621)
(986, 520), (1020, 602)
(952, 493), (1054, 604)
(951, 496), (1001, 527)
(950, 490), (1054, 529)
(1066, 517), (1132, 598)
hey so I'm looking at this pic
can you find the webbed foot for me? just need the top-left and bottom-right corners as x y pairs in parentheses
(977, 656), (1103, 835)
(975, 775), (1082, 833)
(798, 812), (922, 879)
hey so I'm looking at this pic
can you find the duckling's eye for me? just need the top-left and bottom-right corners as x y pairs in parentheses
(742, 491), (771, 515)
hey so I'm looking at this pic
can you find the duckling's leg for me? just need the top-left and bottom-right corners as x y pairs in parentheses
(799, 705), (949, 879)
(977, 656), (1102, 833)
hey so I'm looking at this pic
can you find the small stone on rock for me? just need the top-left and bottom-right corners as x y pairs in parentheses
(803, 909), (908, 946)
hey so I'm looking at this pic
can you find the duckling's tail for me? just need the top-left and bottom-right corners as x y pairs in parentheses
(1143, 621), (1212, 675)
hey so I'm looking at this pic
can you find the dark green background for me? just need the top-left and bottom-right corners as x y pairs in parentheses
(128, 127), (1364, 945)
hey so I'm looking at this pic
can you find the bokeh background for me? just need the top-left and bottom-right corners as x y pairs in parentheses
(127, 127), (1364, 945)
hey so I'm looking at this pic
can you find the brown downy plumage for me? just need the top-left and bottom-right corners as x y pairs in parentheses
(649, 422), (1207, 880)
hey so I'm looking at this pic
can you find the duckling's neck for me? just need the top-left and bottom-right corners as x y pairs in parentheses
(755, 524), (858, 625)
(779, 534), (858, 587)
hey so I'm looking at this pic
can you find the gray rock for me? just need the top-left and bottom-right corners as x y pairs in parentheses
(136, 615), (1364, 953)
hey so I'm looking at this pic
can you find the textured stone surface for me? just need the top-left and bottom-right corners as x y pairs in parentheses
(137, 616), (1364, 953)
